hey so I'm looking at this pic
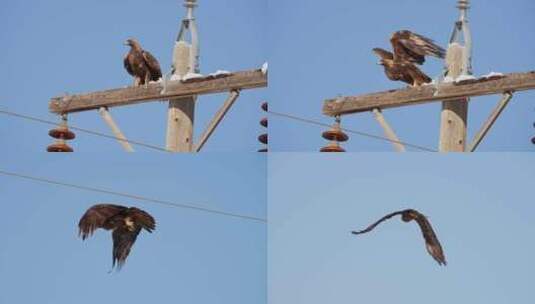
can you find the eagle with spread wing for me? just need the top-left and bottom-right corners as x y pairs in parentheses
(124, 38), (162, 87)
(78, 204), (156, 270)
(373, 30), (446, 86)
(352, 209), (446, 266)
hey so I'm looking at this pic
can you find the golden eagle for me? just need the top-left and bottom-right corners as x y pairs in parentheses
(352, 209), (446, 266)
(373, 30), (446, 86)
(124, 38), (162, 86)
(78, 204), (156, 270)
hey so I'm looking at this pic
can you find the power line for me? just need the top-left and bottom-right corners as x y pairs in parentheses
(0, 108), (169, 152)
(0, 169), (266, 223)
(268, 110), (438, 152)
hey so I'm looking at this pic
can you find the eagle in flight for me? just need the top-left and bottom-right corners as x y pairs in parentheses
(352, 209), (446, 266)
(124, 38), (162, 86)
(373, 30), (446, 87)
(78, 204), (156, 270)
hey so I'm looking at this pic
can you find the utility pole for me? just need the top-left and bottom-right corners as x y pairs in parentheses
(439, 0), (472, 152)
(322, 0), (532, 152)
(166, 0), (200, 152)
(47, 0), (267, 152)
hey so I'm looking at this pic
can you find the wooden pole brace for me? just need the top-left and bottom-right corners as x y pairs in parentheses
(371, 108), (406, 152)
(98, 107), (134, 152)
(194, 90), (241, 152)
(467, 92), (514, 152)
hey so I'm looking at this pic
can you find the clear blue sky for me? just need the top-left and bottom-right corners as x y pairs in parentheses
(269, 153), (535, 303)
(0, 154), (266, 304)
(0, 0), (267, 153)
(269, 0), (535, 152)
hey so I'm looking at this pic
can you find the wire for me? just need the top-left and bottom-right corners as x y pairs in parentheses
(0, 169), (266, 223)
(0, 108), (169, 152)
(268, 110), (438, 152)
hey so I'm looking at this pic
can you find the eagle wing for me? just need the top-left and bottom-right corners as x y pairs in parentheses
(112, 226), (141, 270)
(129, 207), (156, 233)
(413, 213), (447, 266)
(391, 30), (446, 64)
(351, 210), (406, 235)
(142, 50), (162, 81)
(123, 54), (135, 76)
(373, 48), (394, 60)
(78, 204), (127, 240)
(403, 62), (432, 85)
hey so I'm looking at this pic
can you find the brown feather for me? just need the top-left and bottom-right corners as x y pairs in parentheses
(112, 226), (141, 270)
(78, 204), (127, 240)
(124, 38), (162, 86)
(352, 208), (447, 266)
(78, 203), (156, 270)
(373, 30), (444, 86)
(391, 30), (446, 64)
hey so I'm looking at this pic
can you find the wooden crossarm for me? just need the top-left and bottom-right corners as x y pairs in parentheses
(49, 69), (267, 114)
(323, 71), (535, 116)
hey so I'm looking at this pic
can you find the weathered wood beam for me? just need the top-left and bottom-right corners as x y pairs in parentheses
(323, 71), (535, 116)
(49, 69), (267, 114)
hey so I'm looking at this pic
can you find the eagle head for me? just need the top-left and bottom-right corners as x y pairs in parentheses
(124, 38), (140, 48)
(401, 209), (418, 222)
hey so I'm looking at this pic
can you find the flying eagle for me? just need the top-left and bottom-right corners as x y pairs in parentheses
(373, 30), (446, 86)
(352, 209), (446, 266)
(124, 38), (162, 87)
(78, 204), (156, 270)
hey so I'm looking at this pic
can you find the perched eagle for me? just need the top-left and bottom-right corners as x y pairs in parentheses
(124, 38), (162, 86)
(352, 209), (446, 266)
(78, 204), (156, 270)
(373, 30), (446, 86)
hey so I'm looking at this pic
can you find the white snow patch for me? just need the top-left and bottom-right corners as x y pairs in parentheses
(443, 76), (455, 83)
(261, 62), (268, 75)
(170, 74), (182, 81)
(455, 74), (476, 83)
(209, 70), (231, 77)
(483, 72), (504, 78)
(182, 72), (204, 81)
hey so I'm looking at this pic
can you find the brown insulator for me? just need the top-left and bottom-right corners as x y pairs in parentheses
(260, 117), (268, 128)
(258, 148), (268, 153)
(322, 124), (348, 142)
(320, 141), (345, 153)
(47, 141), (74, 152)
(261, 102), (268, 112)
(258, 133), (268, 145)
(49, 125), (76, 140)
